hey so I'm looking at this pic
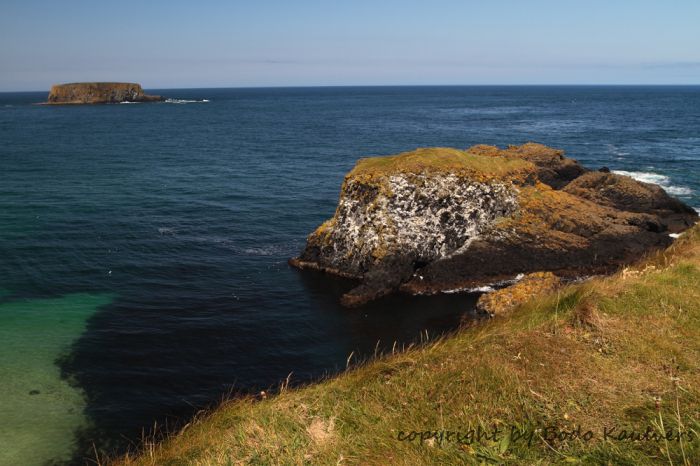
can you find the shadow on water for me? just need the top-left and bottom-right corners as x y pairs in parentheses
(61, 267), (482, 464)
(295, 267), (484, 356)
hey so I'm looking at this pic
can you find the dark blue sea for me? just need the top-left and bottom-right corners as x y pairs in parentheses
(1, 86), (698, 465)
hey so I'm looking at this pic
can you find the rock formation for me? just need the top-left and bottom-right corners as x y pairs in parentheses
(45, 82), (164, 104)
(476, 272), (561, 316)
(291, 143), (698, 307)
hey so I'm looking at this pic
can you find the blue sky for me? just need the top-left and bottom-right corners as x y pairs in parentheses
(1, 0), (699, 90)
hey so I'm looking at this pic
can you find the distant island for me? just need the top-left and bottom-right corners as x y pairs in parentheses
(44, 82), (164, 105)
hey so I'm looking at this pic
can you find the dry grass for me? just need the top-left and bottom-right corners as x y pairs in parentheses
(114, 225), (700, 465)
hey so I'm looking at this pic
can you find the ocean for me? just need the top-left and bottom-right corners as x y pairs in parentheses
(0, 86), (698, 465)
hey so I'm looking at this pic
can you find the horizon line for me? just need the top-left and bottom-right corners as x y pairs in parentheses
(3, 83), (700, 93)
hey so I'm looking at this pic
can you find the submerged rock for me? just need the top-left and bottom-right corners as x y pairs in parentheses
(291, 143), (698, 306)
(45, 82), (164, 105)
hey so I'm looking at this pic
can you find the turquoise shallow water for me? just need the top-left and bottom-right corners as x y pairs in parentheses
(0, 86), (698, 464)
(0, 294), (112, 465)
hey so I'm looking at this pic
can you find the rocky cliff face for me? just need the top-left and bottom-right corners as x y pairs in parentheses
(46, 82), (163, 104)
(291, 143), (698, 306)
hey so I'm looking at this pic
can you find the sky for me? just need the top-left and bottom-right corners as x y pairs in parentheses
(1, 0), (699, 91)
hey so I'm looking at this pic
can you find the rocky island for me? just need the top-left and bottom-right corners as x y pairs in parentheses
(45, 82), (164, 104)
(291, 143), (698, 306)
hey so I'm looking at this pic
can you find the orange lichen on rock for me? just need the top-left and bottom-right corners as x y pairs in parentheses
(476, 272), (562, 315)
(563, 171), (697, 232)
(497, 181), (657, 249)
(467, 142), (585, 188)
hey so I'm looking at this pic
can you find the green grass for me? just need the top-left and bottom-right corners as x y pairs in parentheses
(114, 226), (700, 466)
(349, 147), (533, 180)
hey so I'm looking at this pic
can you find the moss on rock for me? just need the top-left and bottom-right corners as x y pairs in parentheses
(476, 272), (562, 315)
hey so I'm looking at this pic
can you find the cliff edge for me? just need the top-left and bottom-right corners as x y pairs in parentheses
(45, 82), (164, 104)
(291, 143), (698, 306)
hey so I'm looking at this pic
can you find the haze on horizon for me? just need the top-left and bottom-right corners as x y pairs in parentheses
(1, 0), (699, 92)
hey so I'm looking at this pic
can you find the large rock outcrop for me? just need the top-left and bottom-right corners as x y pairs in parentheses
(45, 82), (164, 104)
(291, 143), (698, 306)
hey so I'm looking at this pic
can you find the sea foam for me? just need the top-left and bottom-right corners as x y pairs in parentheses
(164, 98), (210, 104)
(612, 170), (693, 196)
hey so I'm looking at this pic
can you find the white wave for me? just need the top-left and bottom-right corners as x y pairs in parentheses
(442, 285), (493, 294)
(467, 286), (495, 293)
(665, 186), (693, 196)
(447, 106), (532, 116)
(119, 101), (141, 104)
(606, 144), (630, 158)
(164, 98), (209, 104)
(244, 244), (300, 256)
(613, 170), (669, 185)
(442, 273), (525, 295)
(612, 170), (693, 197)
(243, 247), (274, 256)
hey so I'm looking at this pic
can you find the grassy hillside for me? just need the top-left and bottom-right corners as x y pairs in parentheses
(115, 225), (700, 465)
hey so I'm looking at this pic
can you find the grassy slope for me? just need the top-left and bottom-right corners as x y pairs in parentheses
(117, 225), (700, 466)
